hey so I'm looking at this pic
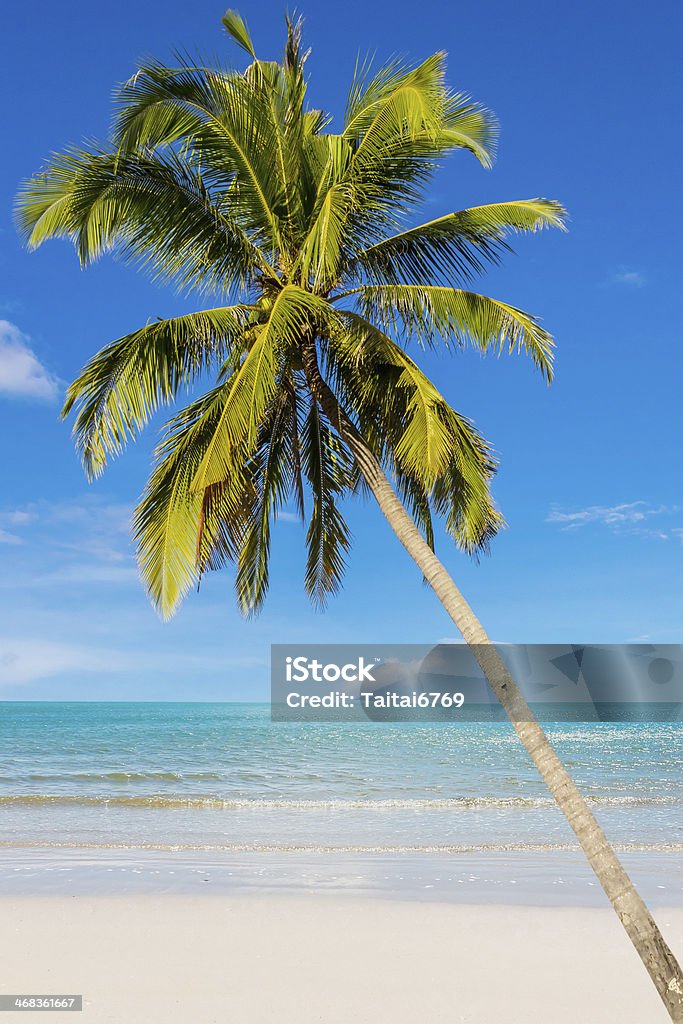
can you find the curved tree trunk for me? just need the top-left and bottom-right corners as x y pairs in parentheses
(302, 339), (683, 1021)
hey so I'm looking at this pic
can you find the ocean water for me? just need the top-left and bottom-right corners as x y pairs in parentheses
(0, 702), (681, 855)
(1, 701), (681, 903)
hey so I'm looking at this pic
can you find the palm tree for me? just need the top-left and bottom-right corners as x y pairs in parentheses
(16, 11), (683, 1018)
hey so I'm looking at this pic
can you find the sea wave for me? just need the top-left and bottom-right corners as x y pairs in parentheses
(0, 794), (680, 810)
(1, 840), (681, 853)
(12, 772), (224, 783)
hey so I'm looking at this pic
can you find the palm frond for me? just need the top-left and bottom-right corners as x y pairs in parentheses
(345, 199), (567, 286)
(192, 286), (330, 490)
(344, 52), (447, 141)
(295, 133), (355, 261)
(296, 175), (355, 290)
(395, 471), (435, 550)
(345, 56), (496, 167)
(16, 147), (268, 292)
(357, 284), (554, 380)
(222, 9), (256, 57)
(62, 307), (250, 479)
(133, 385), (254, 618)
(302, 400), (353, 605)
(114, 60), (286, 246)
(235, 385), (303, 614)
(337, 55), (499, 249)
(442, 92), (499, 168)
(324, 314), (502, 552)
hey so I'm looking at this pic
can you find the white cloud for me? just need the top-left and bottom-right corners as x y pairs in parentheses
(0, 636), (261, 685)
(547, 501), (681, 539)
(0, 638), (128, 685)
(0, 509), (36, 543)
(0, 497), (136, 588)
(0, 320), (60, 401)
(611, 268), (645, 288)
(0, 560), (139, 590)
(4, 498), (130, 531)
(4, 510), (35, 525)
(0, 529), (22, 545)
(36, 564), (139, 586)
(547, 501), (653, 529)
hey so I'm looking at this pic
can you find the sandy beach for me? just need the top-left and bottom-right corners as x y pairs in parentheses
(1, 894), (681, 1023)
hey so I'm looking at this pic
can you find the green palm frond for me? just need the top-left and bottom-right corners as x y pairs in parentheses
(16, 147), (268, 292)
(431, 448), (505, 555)
(344, 54), (497, 211)
(302, 400), (353, 605)
(236, 385), (303, 614)
(395, 471), (435, 550)
(238, 18), (311, 243)
(133, 384), (254, 619)
(337, 56), (498, 252)
(356, 284), (554, 380)
(297, 183), (354, 289)
(328, 311), (495, 468)
(192, 286), (330, 491)
(325, 313), (501, 553)
(340, 314), (486, 478)
(346, 199), (567, 285)
(294, 134), (356, 280)
(221, 9), (256, 57)
(441, 92), (499, 168)
(114, 60), (286, 247)
(344, 53), (496, 165)
(62, 307), (250, 479)
(344, 52), (448, 145)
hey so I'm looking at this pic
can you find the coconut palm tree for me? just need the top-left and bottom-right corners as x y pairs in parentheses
(16, 11), (682, 1018)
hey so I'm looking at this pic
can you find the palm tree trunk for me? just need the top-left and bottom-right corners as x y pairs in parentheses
(301, 339), (683, 1021)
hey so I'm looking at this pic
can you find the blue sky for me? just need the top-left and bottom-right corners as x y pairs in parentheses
(0, 0), (681, 699)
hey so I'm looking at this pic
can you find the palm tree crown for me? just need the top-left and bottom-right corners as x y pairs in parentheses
(16, 10), (566, 619)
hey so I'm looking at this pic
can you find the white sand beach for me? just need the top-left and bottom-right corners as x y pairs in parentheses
(2, 895), (682, 1023)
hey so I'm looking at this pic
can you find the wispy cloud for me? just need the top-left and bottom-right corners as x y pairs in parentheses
(610, 267), (645, 288)
(547, 501), (680, 539)
(0, 564), (140, 590)
(1, 497), (130, 536)
(0, 638), (128, 685)
(548, 501), (656, 528)
(3, 510), (36, 526)
(0, 321), (61, 401)
(0, 635), (265, 685)
(0, 497), (136, 588)
(0, 529), (22, 545)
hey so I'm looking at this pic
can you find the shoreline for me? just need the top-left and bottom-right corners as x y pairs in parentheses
(1, 894), (681, 1022)
(1, 846), (681, 908)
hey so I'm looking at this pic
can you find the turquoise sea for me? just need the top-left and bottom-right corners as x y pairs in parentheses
(1, 702), (681, 902)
